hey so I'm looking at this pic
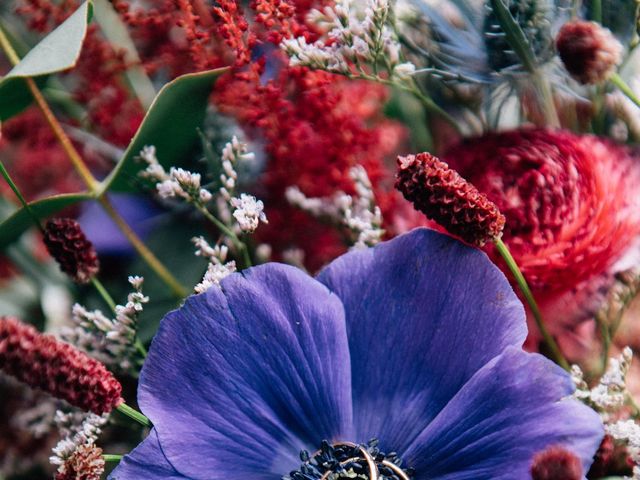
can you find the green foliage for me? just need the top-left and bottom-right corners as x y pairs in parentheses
(586, 0), (639, 41)
(484, 0), (553, 72)
(100, 68), (228, 193)
(0, 1), (93, 120)
(0, 192), (94, 250)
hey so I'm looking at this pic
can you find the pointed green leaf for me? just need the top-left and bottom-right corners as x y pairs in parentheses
(0, 192), (94, 250)
(488, 0), (537, 73)
(0, 1), (93, 121)
(101, 67), (228, 193)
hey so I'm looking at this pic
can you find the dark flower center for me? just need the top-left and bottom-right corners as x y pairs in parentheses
(283, 439), (414, 480)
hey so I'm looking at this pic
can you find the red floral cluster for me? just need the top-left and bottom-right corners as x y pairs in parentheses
(443, 128), (640, 334)
(0, 316), (122, 415)
(0, 109), (84, 201)
(114, 0), (228, 74)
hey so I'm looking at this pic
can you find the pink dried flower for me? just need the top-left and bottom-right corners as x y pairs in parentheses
(556, 20), (623, 84)
(0, 317), (122, 415)
(55, 443), (105, 480)
(395, 152), (505, 247)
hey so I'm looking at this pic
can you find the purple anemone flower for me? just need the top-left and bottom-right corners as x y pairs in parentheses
(110, 228), (603, 480)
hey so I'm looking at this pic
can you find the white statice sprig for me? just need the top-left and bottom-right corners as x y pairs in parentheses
(230, 193), (268, 233)
(286, 165), (384, 249)
(281, 0), (415, 83)
(215, 137), (267, 234)
(61, 276), (148, 374)
(194, 261), (237, 293)
(606, 419), (640, 480)
(138, 141), (266, 264)
(219, 135), (256, 201)
(191, 236), (237, 293)
(50, 410), (107, 469)
(139, 145), (213, 204)
(572, 348), (640, 478)
(572, 347), (633, 415)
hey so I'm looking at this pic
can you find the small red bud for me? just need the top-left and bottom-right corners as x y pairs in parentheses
(531, 445), (582, 480)
(43, 218), (99, 284)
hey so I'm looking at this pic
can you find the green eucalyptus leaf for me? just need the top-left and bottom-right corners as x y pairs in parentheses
(0, 76), (48, 121)
(100, 67), (228, 193)
(0, 192), (94, 250)
(0, 1), (93, 121)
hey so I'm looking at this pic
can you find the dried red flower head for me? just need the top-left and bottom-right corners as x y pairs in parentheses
(443, 128), (640, 337)
(556, 20), (622, 84)
(43, 218), (99, 284)
(0, 317), (122, 415)
(531, 446), (582, 480)
(55, 443), (105, 480)
(395, 152), (505, 247)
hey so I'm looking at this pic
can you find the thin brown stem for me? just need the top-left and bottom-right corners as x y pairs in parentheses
(0, 24), (188, 298)
(98, 196), (188, 297)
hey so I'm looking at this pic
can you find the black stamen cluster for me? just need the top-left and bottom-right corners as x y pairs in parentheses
(283, 439), (414, 480)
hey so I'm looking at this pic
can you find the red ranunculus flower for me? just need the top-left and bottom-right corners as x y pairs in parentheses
(442, 128), (640, 352)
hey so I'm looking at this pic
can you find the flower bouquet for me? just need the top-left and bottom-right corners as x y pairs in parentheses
(0, 0), (639, 479)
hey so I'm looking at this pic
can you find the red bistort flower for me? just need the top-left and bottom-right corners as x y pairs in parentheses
(0, 316), (122, 415)
(441, 128), (640, 347)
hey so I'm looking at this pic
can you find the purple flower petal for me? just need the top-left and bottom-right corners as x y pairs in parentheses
(403, 347), (603, 479)
(317, 228), (527, 454)
(109, 429), (188, 479)
(137, 264), (353, 479)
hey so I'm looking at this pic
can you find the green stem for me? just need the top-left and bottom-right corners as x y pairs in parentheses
(350, 72), (463, 134)
(494, 238), (569, 370)
(596, 310), (612, 374)
(98, 196), (188, 298)
(532, 71), (561, 128)
(103, 454), (123, 463)
(91, 277), (117, 313)
(134, 338), (148, 357)
(0, 160), (44, 233)
(405, 82), (464, 134)
(116, 403), (152, 427)
(195, 204), (252, 268)
(611, 72), (640, 109)
(590, 0), (602, 23)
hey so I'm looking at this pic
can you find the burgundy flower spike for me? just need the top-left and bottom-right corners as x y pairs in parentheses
(395, 152), (505, 247)
(0, 316), (122, 415)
